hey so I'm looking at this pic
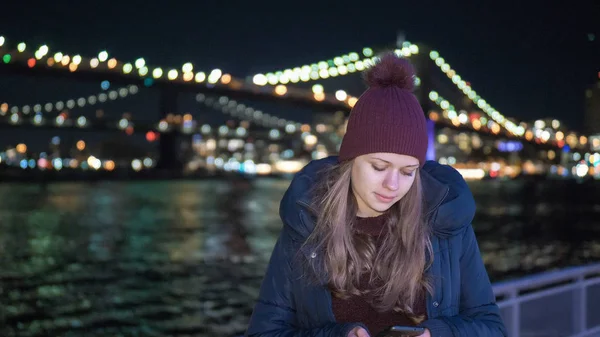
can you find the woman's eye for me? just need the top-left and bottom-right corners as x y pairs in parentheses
(402, 171), (415, 177)
(372, 165), (385, 172)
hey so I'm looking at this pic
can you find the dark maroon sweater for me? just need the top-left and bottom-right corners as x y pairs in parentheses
(331, 214), (427, 336)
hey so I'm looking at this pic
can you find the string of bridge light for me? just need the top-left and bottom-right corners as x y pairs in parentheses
(195, 94), (331, 141)
(0, 109), (137, 131)
(427, 91), (586, 150)
(428, 50), (587, 148)
(0, 85), (139, 117)
(193, 94), (323, 160)
(251, 42), (420, 86)
(253, 40), (580, 147)
(1, 90), (323, 138)
(1, 85), (345, 138)
(0, 35), (354, 110)
(249, 41), (537, 141)
(196, 94), (302, 130)
(0, 34), (223, 85)
(193, 94), (342, 156)
(428, 50), (535, 140)
(427, 91), (502, 136)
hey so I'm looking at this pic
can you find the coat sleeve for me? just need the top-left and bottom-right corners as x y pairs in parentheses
(420, 225), (508, 337)
(245, 224), (366, 337)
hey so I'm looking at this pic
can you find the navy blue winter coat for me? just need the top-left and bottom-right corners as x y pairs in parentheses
(246, 156), (507, 337)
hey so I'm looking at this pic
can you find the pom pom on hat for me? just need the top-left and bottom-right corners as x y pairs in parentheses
(363, 52), (415, 91)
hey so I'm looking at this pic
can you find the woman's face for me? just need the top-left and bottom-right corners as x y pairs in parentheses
(350, 152), (419, 218)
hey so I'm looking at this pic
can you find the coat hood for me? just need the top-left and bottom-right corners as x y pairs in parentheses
(279, 156), (475, 239)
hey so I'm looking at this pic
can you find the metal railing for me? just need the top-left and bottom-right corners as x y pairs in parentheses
(493, 263), (600, 337)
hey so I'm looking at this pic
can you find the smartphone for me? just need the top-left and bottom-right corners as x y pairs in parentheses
(377, 325), (425, 337)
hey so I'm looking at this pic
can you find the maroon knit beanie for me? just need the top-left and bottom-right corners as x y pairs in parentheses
(338, 52), (428, 166)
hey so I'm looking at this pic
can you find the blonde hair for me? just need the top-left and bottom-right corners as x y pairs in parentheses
(303, 160), (432, 322)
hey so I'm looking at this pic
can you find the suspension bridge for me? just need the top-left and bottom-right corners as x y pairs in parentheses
(0, 34), (592, 178)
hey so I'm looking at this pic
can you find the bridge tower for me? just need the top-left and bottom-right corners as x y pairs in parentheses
(156, 85), (183, 172)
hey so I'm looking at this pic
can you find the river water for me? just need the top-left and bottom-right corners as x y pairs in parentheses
(1, 178), (599, 336)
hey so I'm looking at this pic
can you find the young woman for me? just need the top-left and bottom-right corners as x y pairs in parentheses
(245, 53), (507, 337)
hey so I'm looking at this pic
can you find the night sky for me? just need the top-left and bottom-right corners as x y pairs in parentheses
(0, 1), (598, 151)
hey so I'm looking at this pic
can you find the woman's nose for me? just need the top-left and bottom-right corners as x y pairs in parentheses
(383, 171), (400, 191)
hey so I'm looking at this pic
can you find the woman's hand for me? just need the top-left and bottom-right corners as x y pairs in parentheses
(417, 328), (431, 337)
(347, 326), (370, 337)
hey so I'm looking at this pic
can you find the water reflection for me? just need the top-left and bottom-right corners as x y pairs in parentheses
(0, 178), (599, 336)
